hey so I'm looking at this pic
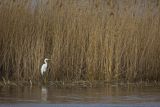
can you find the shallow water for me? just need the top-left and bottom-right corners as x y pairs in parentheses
(0, 84), (160, 106)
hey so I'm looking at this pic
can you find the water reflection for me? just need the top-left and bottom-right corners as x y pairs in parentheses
(41, 86), (48, 102)
(0, 84), (160, 104)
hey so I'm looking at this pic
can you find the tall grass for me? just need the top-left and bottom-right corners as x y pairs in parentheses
(0, 0), (160, 82)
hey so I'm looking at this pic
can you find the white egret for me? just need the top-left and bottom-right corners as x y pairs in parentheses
(41, 58), (51, 76)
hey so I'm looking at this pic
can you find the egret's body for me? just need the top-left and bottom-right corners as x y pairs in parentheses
(41, 58), (50, 76)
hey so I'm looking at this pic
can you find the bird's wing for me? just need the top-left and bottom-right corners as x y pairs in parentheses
(41, 64), (47, 75)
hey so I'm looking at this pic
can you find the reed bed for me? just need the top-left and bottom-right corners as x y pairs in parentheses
(0, 0), (160, 83)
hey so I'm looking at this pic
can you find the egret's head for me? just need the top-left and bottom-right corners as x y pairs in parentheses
(44, 58), (51, 61)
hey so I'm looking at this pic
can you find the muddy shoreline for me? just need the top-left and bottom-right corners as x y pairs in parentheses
(0, 80), (160, 88)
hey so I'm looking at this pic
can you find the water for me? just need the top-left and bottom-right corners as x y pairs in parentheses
(0, 84), (160, 107)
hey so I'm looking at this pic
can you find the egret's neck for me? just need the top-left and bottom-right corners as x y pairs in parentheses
(44, 60), (47, 64)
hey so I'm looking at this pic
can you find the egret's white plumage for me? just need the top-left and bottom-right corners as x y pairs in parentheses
(41, 58), (50, 76)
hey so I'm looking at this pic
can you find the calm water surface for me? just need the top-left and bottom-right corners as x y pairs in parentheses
(0, 84), (160, 106)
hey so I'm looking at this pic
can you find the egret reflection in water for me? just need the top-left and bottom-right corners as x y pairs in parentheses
(41, 86), (48, 102)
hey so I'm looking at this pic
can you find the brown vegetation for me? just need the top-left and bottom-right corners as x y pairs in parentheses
(0, 0), (160, 83)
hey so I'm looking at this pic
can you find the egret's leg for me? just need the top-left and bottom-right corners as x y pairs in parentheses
(41, 74), (45, 84)
(44, 75), (46, 84)
(43, 72), (47, 84)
